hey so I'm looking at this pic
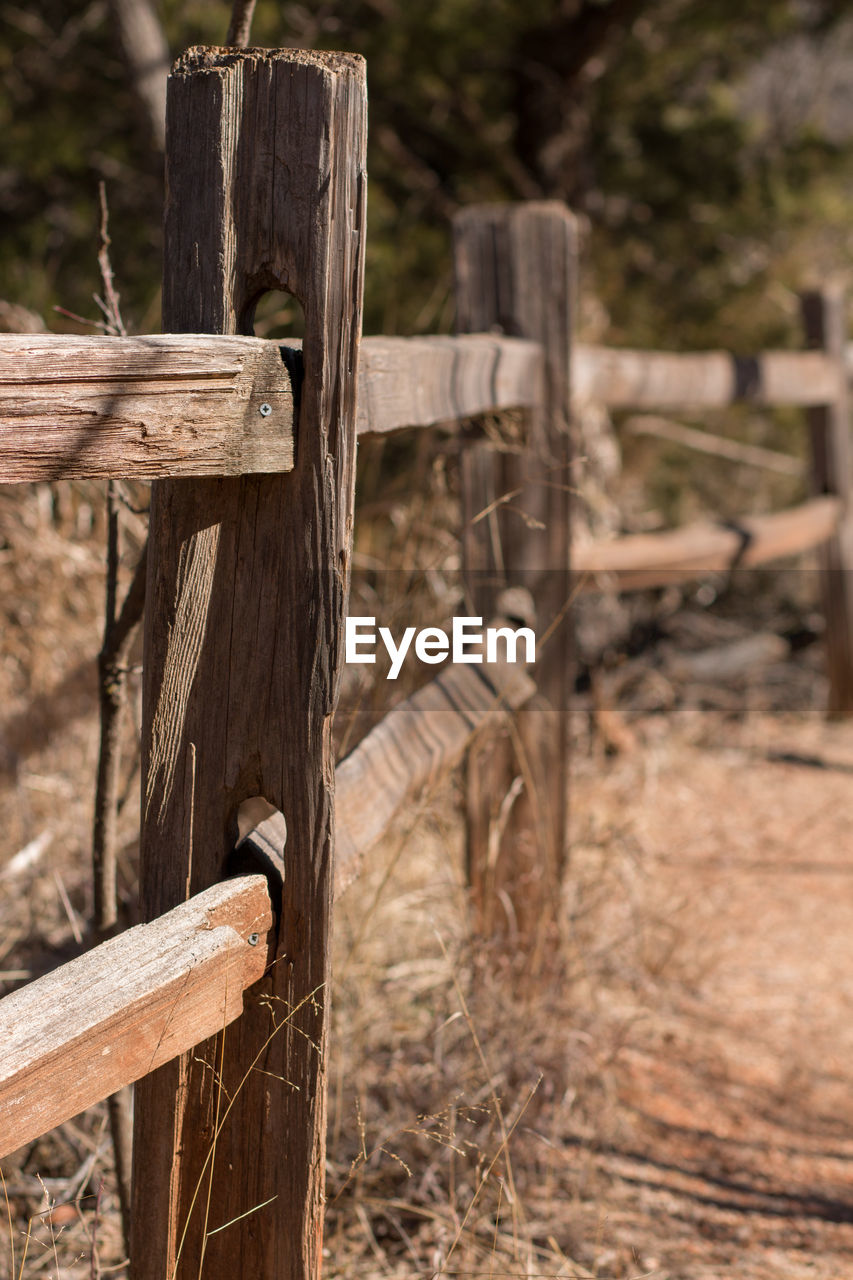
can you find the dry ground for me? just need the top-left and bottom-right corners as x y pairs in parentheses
(566, 708), (853, 1278)
(1, 483), (853, 1277)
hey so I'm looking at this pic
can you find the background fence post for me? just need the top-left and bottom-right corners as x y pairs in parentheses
(131, 49), (366, 1280)
(800, 286), (853, 719)
(453, 202), (576, 961)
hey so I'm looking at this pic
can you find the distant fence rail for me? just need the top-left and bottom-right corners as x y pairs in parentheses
(573, 495), (841, 593)
(573, 342), (843, 408)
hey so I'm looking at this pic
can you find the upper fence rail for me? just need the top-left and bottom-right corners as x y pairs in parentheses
(573, 343), (843, 409)
(2, 329), (847, 483)
(0, 332), (541, 482)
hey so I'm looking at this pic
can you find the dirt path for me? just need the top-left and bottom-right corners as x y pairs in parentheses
(572, 711), (853, 1278)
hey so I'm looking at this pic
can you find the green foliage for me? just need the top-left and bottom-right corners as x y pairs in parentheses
(3, 0), (853, 352)
(0, 3), (164, 325)
(583, 1), (853, 348)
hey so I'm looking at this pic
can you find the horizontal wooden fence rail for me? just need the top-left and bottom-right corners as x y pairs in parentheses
(335, 629), (536, 896)
(0, 335), (295, 480)
(0, 875), (273, 1160)
(573, 494), (841, 593)
(356, 334), (542, 434)
(0, 332), (541, 483)
(573, 343), (843, 409)
(1, 333), (846, 483)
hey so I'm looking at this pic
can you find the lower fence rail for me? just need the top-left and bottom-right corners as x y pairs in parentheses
(573, 495), (841, 593)
(0, 874), (273, 1160)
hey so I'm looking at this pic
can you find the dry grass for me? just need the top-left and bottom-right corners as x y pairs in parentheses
(0, 467), (847, 1279)
(0, 469), (637, 1279)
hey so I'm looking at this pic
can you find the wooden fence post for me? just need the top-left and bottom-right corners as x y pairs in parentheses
(800, 286), (853, 718)
(131, 49), (366, 1280)
(453, 203), (576, 959)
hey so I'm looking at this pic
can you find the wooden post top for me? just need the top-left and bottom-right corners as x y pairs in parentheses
(163, 46), (367, 338)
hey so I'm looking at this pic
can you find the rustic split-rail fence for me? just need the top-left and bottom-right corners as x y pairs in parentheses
(0, 44), (850, 1280)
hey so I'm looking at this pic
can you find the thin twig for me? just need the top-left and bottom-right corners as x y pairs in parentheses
(96, 182), (126, 338)
(93, 547), (145, 1264)
(625, 412), (804, 476)
(93, 542), (147, 936)
(88, 187), (144, 1264)
(52, 305), (112, 332)
(226, 0), (257, 47)
(89, 1179), (103, 1280)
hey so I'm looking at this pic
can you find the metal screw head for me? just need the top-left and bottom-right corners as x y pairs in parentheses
(247, 932), (260, 947)
(259, 402), (272, 417)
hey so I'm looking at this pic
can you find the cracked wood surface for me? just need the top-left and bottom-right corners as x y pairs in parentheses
(0, 334), (293, 479)
(356, 333), (541, 435)
(0, 876), (271, 1160)
(0, 332), (539, 482)
(132, 47), (366, 1280)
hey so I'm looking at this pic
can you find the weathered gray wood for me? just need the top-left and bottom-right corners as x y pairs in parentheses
(801, 287), (853, 718)
(574, 495), (841, 592)
(454, 202), (575, 957)
(0, 876), (272, 1161)
(357, 334), (542, 435)
(132, 47), (366, 1280)
(574, 343), (842, 409)
(0, 333), (538, 482)
(336, 643), (536, 897)
(0, 328), (847, 486)
(0, 334), (293, 479)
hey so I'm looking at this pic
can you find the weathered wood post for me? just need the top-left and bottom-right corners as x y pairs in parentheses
(453, 203), (576, 960)
(131, 48), (366, 1280)
(800, 286), (853, 718)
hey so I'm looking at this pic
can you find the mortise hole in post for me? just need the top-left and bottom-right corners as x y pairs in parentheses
(223, 796), (286, 931)
(242, 289), (305, 341)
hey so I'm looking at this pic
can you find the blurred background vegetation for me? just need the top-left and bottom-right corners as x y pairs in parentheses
(4, 0), (853, 350)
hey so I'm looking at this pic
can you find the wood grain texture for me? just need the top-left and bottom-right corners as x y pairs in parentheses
(357, 334), (542, 435)
(801, 288), (853, 719)
(573, 495), (841, 591)
(0, 876), (271, 1160)
(454, 203), (575, 955)
(132, 48), (366, 1280)
(0, 334), (293, 480)
(0, 332), (538, 482)
(336, 648), (536, 896)
(573, 343), (842, 409)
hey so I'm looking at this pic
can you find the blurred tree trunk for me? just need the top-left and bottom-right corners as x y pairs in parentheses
(109, 0), (170, 151)
(514, 0), (649, 198)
